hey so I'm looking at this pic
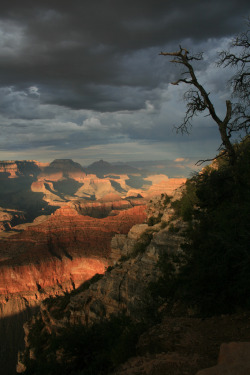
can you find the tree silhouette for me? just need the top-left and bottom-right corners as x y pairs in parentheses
(218, 18), (250, 136)
(160, 21), (249, 165)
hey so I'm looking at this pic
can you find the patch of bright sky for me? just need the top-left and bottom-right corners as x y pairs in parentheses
(0, 20), (26, 58)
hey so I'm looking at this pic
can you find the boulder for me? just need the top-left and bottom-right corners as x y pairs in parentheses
(196, 342), (250, 375)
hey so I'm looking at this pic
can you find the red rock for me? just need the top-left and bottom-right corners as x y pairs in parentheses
(145, 178), (186, 197)
(0, 203), (147, 298)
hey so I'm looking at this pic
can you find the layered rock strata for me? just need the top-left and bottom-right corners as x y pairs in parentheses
(16, 198), (186, 373)
(0, 159), (186, 231)
(0, 200), (146, 375)
(0, 202), (147, 301)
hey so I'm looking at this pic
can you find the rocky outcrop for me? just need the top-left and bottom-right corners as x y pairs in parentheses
(38, 159), (86, 182)
(0, 208), (26, 232)
(0, 202), (147, 298)
(0, 158), (186, 230)
(196, 342), (250, 375)
(0, 199), (147, 375)
(16, 199), (187, 373)
(13, 173), (250, 375)
(0, 161), (21, 178)
(73, 197), (145, 218)
(16, 236), (159, 371)
(86, 159), (139, 177)
(0, 160), (48, 178)
(74, 175), (119, 199)
(145, 177), (186, 197)
(0, 159), (187, 374)
(112, 315), (250, 375)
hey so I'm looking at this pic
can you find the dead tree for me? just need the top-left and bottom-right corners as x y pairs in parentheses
(160, 46), (236, 165)
(218, 18), (250, 135)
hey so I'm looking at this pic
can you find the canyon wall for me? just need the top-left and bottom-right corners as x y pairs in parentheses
(0, 159), (186, 228)
(0, 200), (147, 374)
(0, 158), (186, 374)
(0, 199), (147, 303)
(16, 192), (187, 374)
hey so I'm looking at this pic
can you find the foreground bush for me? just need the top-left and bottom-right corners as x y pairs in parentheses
(23, 314), (145, 375)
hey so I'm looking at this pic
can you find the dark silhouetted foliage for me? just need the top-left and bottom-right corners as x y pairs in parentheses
(23, 314), (145, 375)
(151, 139), (250, 316)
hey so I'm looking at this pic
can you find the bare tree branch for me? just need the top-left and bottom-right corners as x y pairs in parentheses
(171, 79), (192, 85)
(217, 18), (250, 136)
(160, 46), (237, 164)
(195, 150), (227, 166)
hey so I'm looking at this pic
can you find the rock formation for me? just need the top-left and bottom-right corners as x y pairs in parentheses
(196, 342), (250, 375)
(0, 158), (186, 229)
(0, 160), (48, 178)
(111, 316), (250, 375)
(16, 193), (187, 373)
(15, 188), (250, 375)
(0, 200), (147, 299)
(0, 158), (187, 374)
(0, 197), (147, 375)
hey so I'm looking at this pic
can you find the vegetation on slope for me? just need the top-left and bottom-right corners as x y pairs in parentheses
(21, 313), (145, 375)
(151, 138), (250, 315)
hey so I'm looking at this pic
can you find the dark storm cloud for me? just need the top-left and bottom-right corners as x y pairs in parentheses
(0, 0), (248, 112)
(0, 0), (249, 165)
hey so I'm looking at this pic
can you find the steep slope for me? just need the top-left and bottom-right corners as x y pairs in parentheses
(16, 189), (250, 375)
(0, 200), (147, 300)
(16, 192), (186, 373)
(0, 158), (186, 374)
(0, 199), (147, 375)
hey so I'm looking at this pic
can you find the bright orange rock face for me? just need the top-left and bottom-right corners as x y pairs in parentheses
(0, 204), (147, 297)
(145, 178), (187, 197)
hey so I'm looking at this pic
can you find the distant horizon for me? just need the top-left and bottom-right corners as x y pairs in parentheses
(0, 156), (203, 178)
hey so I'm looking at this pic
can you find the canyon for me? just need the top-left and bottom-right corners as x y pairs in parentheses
(0, 158), (186, 374)
(15, 188), (250, 375)
(15, 191), (186, 373)
(0, 201), (147, 375)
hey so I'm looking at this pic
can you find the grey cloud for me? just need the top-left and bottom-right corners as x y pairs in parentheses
(0, 0), (248, 164)
(0, 86), (56, 120)
(0, 0), (248, 112)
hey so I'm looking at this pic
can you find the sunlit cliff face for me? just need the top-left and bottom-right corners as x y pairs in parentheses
(0, 202), (147, 311)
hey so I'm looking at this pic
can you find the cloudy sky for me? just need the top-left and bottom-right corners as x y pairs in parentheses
(0, 0), (249, 172)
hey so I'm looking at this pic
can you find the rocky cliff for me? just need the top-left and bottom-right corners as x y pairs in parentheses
(0, 199), (147, 299)
(0, 158), (187, 374)
(0, 160), (48, 178)
(0, 158), (186, 229)
(16, 192), (187, 373)
(0, 198), (147, 375)
(16, 189), (250, 375)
